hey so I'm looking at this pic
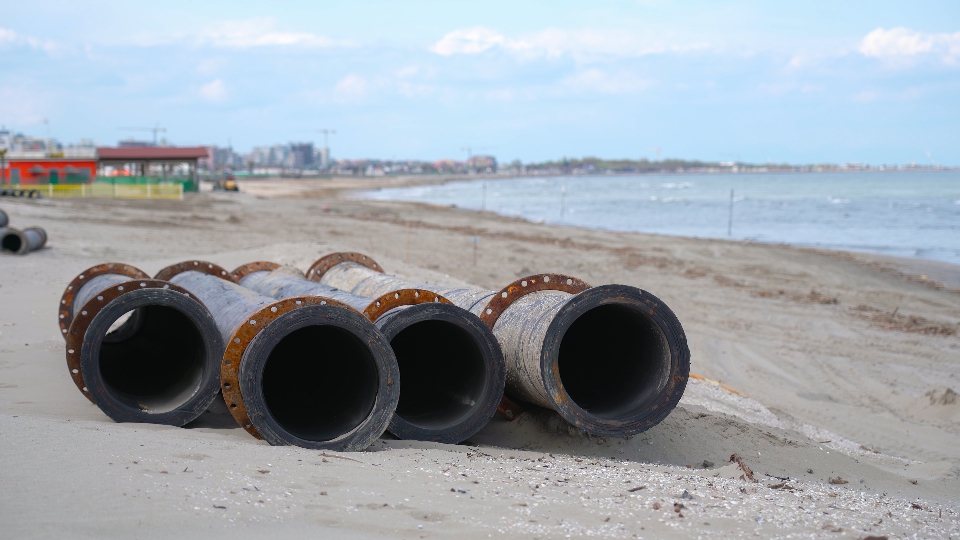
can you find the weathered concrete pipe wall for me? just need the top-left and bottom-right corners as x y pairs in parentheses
(313, 257), (690, 438)
(238, 264), (506, 444)
(59, 263), (224, 426)
(0, 208), (7, 228)
(161, 265), (399, 451)
(1, 226), (46, 255)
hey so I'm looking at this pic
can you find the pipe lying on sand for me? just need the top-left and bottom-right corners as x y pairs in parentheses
(1, 226), (46, 255)
(59, 263), (224, 425)
(157, 261), (399, 450)
(308, 252), (690, 438)
(233, 262), (506, 444)
(0, 208), (7, 228)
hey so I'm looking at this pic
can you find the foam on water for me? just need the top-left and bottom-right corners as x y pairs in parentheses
(364, 171), (960, 265)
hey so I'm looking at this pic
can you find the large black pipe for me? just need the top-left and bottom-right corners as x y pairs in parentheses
(1, 226), (46, 255)
(236, 264), (506, 444)
(311, 254), (689, 438)
(60, 264), (224, 426)
(159, 263), (399, 451)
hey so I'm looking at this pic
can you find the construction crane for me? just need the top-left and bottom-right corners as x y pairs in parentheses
(119, 125), (167, 146)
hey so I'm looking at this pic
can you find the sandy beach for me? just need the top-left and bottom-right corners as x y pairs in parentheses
(1, 177), (958, 539)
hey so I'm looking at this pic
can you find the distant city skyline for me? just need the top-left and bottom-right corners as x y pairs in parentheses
(1, 1), (959, 165)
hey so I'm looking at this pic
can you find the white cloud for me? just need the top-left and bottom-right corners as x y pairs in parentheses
(332, 74), (370, 103)
(859, 27), (960, 65)
(430, 27), (507, 56)
(562, 68), (652, 94)
(0, 28), (17, 44)
(0, 27), (59, 54)
(430, 26), (708, 61)
(199, 78), (226, 101)
(200, 18), (339, 48)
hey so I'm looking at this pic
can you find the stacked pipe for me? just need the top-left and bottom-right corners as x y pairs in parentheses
(231, 262), (506, 444)
(308, 252), (690, 438)
(0, 208), (48, 255)
(59, 254), (688, 449)
(58, 263), (224, 425)
(153, 261), (400, 450)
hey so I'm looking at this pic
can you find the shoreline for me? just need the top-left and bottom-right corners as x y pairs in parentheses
(238, 176), (960, 292)
(348, 176), (960, 288)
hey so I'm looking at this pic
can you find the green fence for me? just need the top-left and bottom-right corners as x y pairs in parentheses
(94, 176), (197, 192)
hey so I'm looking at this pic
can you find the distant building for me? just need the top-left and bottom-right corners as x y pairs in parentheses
(200, 146), (243, 171)
(289, 142), (315, 169)
(467, 155), (497, 172)
(117, 138), (155, 148)
(246, 144), (292, 168)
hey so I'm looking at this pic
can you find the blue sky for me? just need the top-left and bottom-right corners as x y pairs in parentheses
(2, 1), (959, 164)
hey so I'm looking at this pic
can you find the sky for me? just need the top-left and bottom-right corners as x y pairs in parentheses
(1, 1), (959, 165)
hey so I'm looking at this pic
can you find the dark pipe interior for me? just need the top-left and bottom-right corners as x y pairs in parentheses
(558, 304), (670, 419)
(391, 320), (487, 428)
(1, 232), (22, 253)
(99, 306), (205, 413)
(262, 326), (379, 441)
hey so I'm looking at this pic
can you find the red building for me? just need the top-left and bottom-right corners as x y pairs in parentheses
(3, 153), (98, 185)
(2, 146), (209, 186)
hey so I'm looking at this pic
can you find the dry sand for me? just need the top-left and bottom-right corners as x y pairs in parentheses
(0, 177), (958, 539)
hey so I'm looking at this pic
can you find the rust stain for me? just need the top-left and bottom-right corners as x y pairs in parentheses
(478, 274), (591, 329)
(495, 395), (525, 421)
(220, 295), (356, 439)
(230, 261), (282, 282)
(59, 263), (149, 340)
(155, 260), (235, 283)
(65, 280), (200, 403)
(361, 289), (452, 322)
(305, 252), (384, 282)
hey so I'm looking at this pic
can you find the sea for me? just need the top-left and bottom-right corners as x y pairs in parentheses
(363, 171), (960, 266)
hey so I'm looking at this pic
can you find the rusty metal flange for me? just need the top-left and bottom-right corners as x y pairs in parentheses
(362, 288), (452, 322)
(479, 274), (590, 422)
(230, 261), (283, 283)
(59, 263), (150, 340)
(479, 274), (591, 328)
(305, 252), (384, 282)
(220, 295), (356, 440)
(65, 279), (201, 402)
(155, 260), (235, 282)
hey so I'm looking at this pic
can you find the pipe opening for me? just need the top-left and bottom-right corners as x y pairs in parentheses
(558, 304), (670, 419)
(1, 232), (22, 253)
(391, 320), (487, 428)
(99, 306), (205, 413)
(261, 325), (379, 441)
